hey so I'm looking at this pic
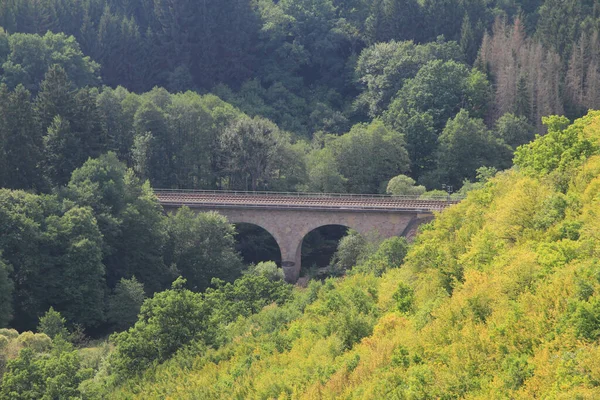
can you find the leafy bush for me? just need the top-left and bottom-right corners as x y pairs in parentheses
(0, 339), (92, 399)
(109, 277), (212, 379)
(15, 332), (52, 353)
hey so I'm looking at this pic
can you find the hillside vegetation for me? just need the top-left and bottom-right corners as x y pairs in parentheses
(101, 111), (600, 398)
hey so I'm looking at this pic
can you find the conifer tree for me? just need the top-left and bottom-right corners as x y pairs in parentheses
(2, 85), (44, 190)
(460, 14), (477, 64)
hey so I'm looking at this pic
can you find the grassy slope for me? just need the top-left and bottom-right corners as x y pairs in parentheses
(113, 113), (600, 399)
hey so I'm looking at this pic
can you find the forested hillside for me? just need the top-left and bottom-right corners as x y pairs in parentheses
(98, 111), (600, 398)
(3, 0), (600, 397)
(2, 0), (600, 193)
(3, 107), (599, 398)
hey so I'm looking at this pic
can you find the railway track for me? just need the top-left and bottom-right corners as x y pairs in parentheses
(155, 190), (461, 213)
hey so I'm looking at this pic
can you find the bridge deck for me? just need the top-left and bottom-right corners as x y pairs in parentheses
(155, 190), (460, 213)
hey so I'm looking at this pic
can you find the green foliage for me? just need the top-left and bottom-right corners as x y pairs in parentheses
(386, 174), (426, 196)
(514, 113), (599, 177)
(330, 230), (369, 271)
(244, 261), (285, 281)
(37, 308), (68, 340)
(305, 147), (347, 193)
(16, 332), (52, 353)
(393, 282), (414, 313)
(0, 339), (92, 399)
(0, 257), (13, 328)
(383, 61), (493, 186)
(355, 39), (463, 116)
(110, 277), (213, 379)
(494, 113), (536, 149)
(0, 84), (44, 191)
(220, 116), (297, 191)
(571, 297), (600, 341)
(372, 237), (409, 268)
(108, 278), (146, 332)
(457, 166), (498, 195)
(43, 206), (106, 329)
(1, 31), (99, 92)
(328, 120), (410, 193)
(386, 60), (490, 131)
(165, 207), (243, 292)
(354, 236), (410, 276)
(66, 153), (170, 293)
(435, 109), (513, 187)
(205, 273), (293, 328)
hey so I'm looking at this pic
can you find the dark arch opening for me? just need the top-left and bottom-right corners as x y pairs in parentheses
(301, 224), (350, 276)
(234, 223), (282, 267)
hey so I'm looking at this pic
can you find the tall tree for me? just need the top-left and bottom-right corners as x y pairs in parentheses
(165, 209), (243, 292)
(43, 206), (106, 329)
(0, 84), (44, 190)
(329, 119), (410, 193)
(66, 153), (171, 294)
(219, 116), (289, 191)
(435, 110), (512, 186)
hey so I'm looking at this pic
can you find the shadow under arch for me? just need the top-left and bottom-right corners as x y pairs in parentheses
(233, 222), (282, 267)
(300, 224), (351, 276)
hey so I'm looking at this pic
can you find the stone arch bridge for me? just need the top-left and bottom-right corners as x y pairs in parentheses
(156, 190), (458, 282)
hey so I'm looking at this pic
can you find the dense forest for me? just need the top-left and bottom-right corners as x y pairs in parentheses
(4, 0), (600, 193)
(2, 0), (600, 397)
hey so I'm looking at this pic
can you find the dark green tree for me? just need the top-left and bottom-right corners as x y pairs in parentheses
(165, 208), (243, 292)
(494, 113), (536, 149)
(110, 277), (213, 379)
(0, 189), (51, 331)
(43, 206), (106, 329)
(219, 116), (290, 191)
(108, 277), (146, 332)
(386, 59), (490, 131)
(329, 120), (410, 193)
(0, 257), (13, 328)
(132, 100), (171, 187)
(460, 14), (477, 64)
(0, 84), (44, 190)
(66, 153), (171, 293)
(435, 110), (512, 187)
(1, 31), (99, 92)
(355, 39), (463, 117)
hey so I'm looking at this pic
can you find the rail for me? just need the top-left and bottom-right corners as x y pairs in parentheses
(153, 188), (464, 202)
(154, 189), (463, 213)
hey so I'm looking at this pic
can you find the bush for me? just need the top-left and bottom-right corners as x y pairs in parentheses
(16, 332), (52, 352)
(244, 261), (284, 281)
(0, 329), (18, 340)
(109, 277), (212, 379)
(386, 175), (426, 196)
(0, 339), (91, 399)
(354, 237), (409, 276)
(330, 230), (370, 271)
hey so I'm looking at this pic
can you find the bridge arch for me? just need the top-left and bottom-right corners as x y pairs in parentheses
(233, 222), (282, 266)
(300, 224), (351, 272)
